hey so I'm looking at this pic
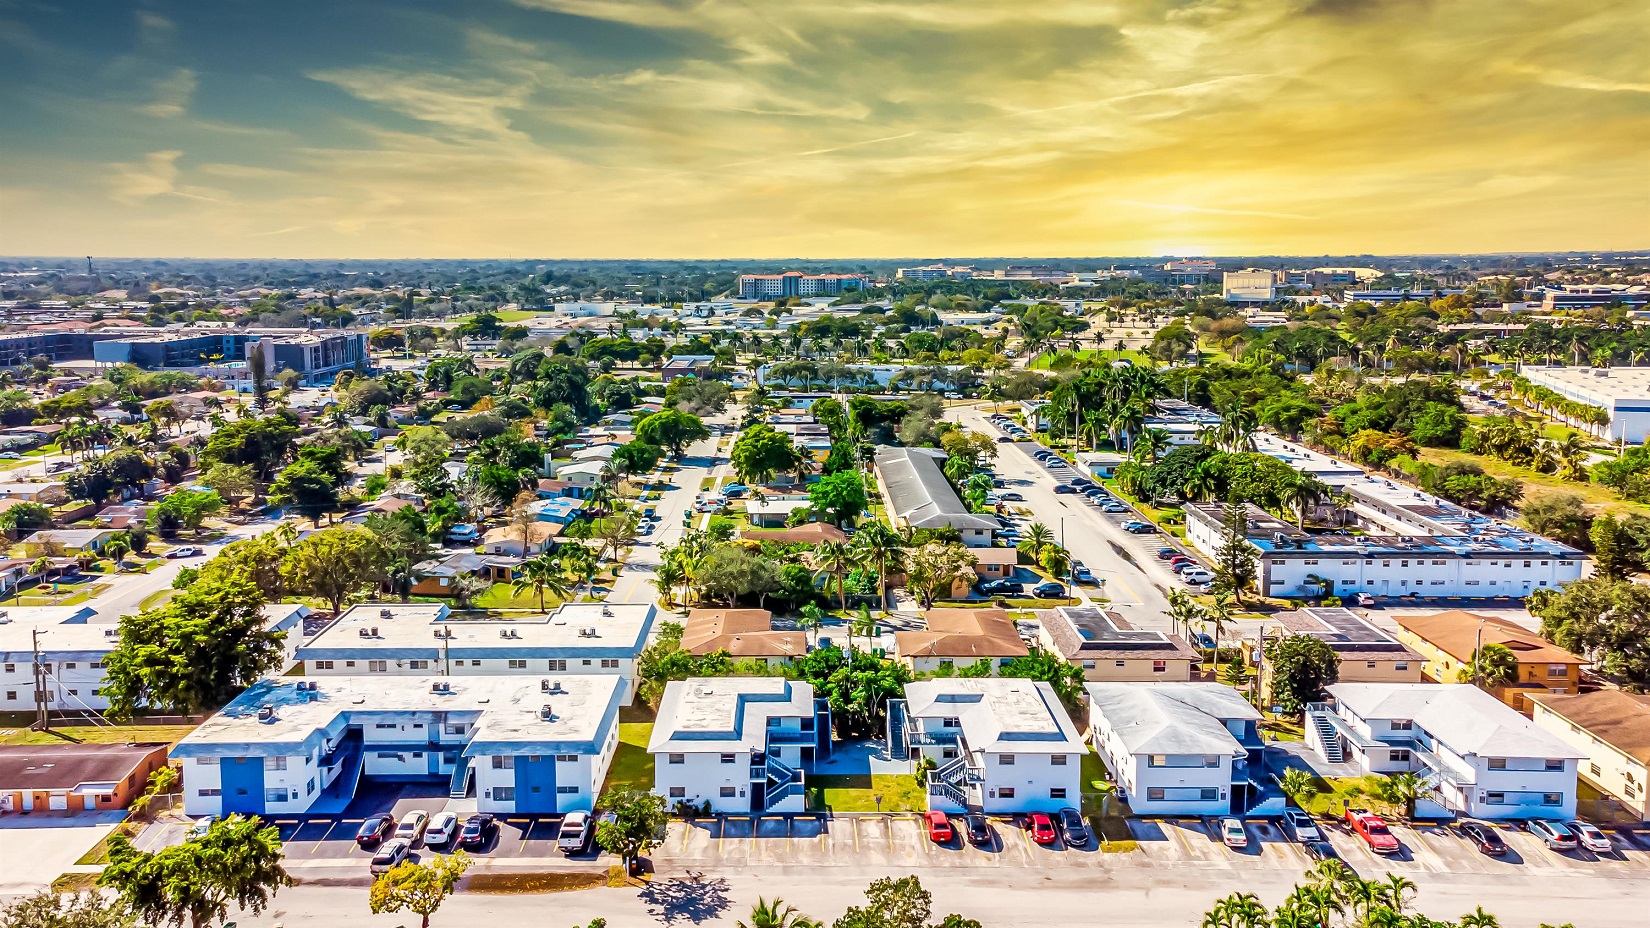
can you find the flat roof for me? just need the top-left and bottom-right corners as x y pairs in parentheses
(0, 743), (167, 791)
(171, 674), (624, 758)
(1281, 608), (1422, 658)
(297, 602), (655, 661)
(649, 677), (815, 753)
(1522, 366), (1650, 403)
(904, 679), (1086, 754)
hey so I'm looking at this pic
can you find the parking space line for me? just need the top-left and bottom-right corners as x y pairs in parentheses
(513, 817), (535, 852)
(1167, 821), (1196, 857)
(311, 818), (341, 855)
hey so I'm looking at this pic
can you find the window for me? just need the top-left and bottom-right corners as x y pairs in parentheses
(601, 659), (619, 669)
(720, 787), (737, 798)
(1547, 664), (1569, 678)
(1488, 758), (1507, 770)
(264, 757), (287, 771)
(1366, 661), (1377, 669)
(1050, 788), (1067, 799)
(1394, 662), (1409, 671)
(198, 788), (221, 797)
(63, 662), (75, 669)
(1115, 660), (1126, 668)
(376, 752), (401, 760)
(1391, 720), (1413, 731)
(999, 754), (1015, 765)
(375, 723), (398, 729)
(265, 789), (286, 803)
(998, 787), (1015, 799)
(306, 778), (315, 795)
(668, 753), (684, 765)
(1432, 560), (1445, 566)
(409, 660), (429, 670)
(557, 786), (579, 794)
(556, 754), (578, 762)
(1204, 756), (1219, 767)
(1147, 788), (1165, 801)
(1152, 660), (1167, 674)
(196, 757), (218, 766)
(368, 660), (387, 673)
(1148, 755), (1167, 767)
(1390, 750), (1411, 763)
(941, 717), (960, 728)
(1485, 792), (1505, 804)
(1524, 561), (1532, 568)
(1082, 660), (1095, 669)
(508, 659), (527, 670)
(1542, 793), (1563, 806)
(445, 723), (467, 735)
(1545, 759), (1565, 771)
(314, 660), (334, 670)
(548, 660), (567, 671)
(3, 692), (12, 701)
(493, 787), (515, 801)
(345, 661), (356, 667)
(1, 664), (11, 673)
(1401, 560), (1409, 568)
(668, 787), (685, 798)
(582, 659), (592, 666)
(1051, 754), (1068, 766)
(720, 753), (737, 764)
(492, 755), (515, 769)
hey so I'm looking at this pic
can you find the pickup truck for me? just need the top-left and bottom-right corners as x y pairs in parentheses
(558, 810), (594, 855)
(1344, 808), (1401, 855)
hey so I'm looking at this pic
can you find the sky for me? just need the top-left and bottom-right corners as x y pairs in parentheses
(0, 0), (1646, 260)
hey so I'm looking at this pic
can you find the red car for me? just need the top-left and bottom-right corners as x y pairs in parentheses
(1345, 808), (1400, 855)
(924, 811), (954, 843)
(1028, 813), (1058, 845)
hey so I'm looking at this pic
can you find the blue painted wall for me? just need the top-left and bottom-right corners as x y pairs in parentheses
(220, 757), (266, 815)
(514, 755), (559, 814)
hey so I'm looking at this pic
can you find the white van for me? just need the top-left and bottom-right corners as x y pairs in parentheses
(1182, 568), (1213, 584)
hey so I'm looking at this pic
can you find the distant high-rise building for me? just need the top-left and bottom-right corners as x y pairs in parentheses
(1222, 270), (1276, 303)
(737, 272), (867, 300)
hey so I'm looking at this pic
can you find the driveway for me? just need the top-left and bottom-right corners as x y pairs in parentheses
(0, 811), (125, 896)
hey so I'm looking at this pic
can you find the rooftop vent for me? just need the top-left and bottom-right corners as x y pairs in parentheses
(579, 627), (598, 638)
(359, 628), (371, 638)
(542, 679), (564, 694)
(370, 626), (379, 637)
(539, 704), (555, 721)
(380, 608), (394, 619)
(601, 605), (613, 617)
(431, 681), (451, 694)
(257, 705), (276, 722)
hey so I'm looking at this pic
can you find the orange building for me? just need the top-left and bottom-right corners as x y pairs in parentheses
(0, 743), (170, 814)
(1394, 610), (1586, 714)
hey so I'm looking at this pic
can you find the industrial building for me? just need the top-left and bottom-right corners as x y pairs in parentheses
(1519, 366), (1650, 443)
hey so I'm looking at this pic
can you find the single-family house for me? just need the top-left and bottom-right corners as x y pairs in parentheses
(745, 496), (813, 529)
(0, 482), (68, 505)
(21, 529), (116, 556)
(892, 608), (1028, 675)
(482, 523), (562, 557)
(681, 609), (806, 667)
(410, 552), (521, 597)
(1038, 606), (1199, 681)
(0, 743), (172, 814)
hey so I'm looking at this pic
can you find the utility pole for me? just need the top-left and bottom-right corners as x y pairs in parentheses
(31, 628), (49, 732)
(1472, 616), (1486, 689)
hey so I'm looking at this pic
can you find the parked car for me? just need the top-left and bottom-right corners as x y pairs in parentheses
(167, 546), (203, 558)
(1123, 521), (1157, 534)
(979, 579), (1025, 596)
(1354, 592), (1376, 607)
(1028, 813), (1058, 845)
(1168, 556), (1194, 569)
(1072, 563), (1095, 583)
(1053, 485), (1077, 494)
(459, 813), (497, 850)
(1102, 504), (1130, 514)
(1303, 841), (1339, 863)
(1528, 819), (1578, 850)
(1000, 491), (1024, 501)
(1281, 809), (1320, 843)
(424, 812), (460, 847)
(1032, 581), (1066, 598)
(1569, 821), (1612, 853)
(1181, 569), (1213, 584)
(558, 810), (594, 854)
(1344, 809), (1400, 855)
(1219, 818), (1248, 848)
(185, 816), (215, 841)
(996, 435), (1014, 443)
(1195, 633), (1217, 649)
(370, 838), (411, 874)
(395, 811), (430, 843)
(964, 813), (992, 847)
(355, 813), (396, 847)
(1459, 820), (1507, 856)
(1156, 548), (1178, 559)
(1057, 808), (1090, 847)
(925, 811), (954, 843)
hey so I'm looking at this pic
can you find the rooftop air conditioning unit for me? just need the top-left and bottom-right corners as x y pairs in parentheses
(380, 608), (393, 619)
(581, 627), (598, 638)
(539, 704), (554, 721)
(359, 628), (371, 638)
(601, 605), (613, 617)
(431, 681), (450, 694)
(500, 629), (511, 638)
(371, 626), (379, 636)
(257, 705), (275, 721)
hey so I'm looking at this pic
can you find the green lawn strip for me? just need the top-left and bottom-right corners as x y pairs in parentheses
(76, 819), (144, 865)
(808, 773), (926, 813)
(0, 715), (198, 747)
(138, 588), (178, 611)
(1415, 447), (1650, 518)
(469, 583), (568, 610)
(601, 721), (656, 794)
(1296, 774), (1397, 819)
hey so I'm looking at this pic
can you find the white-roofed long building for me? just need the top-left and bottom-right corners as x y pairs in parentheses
(648, 677), (831, 814)
(1086, 683), (1264, 817)
(889, 679), (1086, 814)
(873, 446), (999, 547)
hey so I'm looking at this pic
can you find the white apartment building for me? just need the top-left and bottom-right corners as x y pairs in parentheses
(648, 677), (829, 815)
(736, 272), (867, 300)
(295, 602), (655, 702)
(889, 679), (1086, 814)
(171, 674), (624, 818)
(1086, 683), (1264, 817)
(1520, 366), (1650, 443)
(1530, 690), (1650, 822)
(898, 265), (975, 280)
(1222, 270), (1276, 303)
(873, 446), (999, 547)
(1309, 684), (1583, 820)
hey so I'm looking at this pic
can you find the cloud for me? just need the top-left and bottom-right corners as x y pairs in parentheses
(108, 150), (183, 204)
(142, 68), (196, 117)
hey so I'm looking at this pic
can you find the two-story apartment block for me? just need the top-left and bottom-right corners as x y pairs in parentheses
(1255, 608), (1423, 701)
(1393, 611), (1585, 714)
(888, 679), (1086, 814)
(648, 678), (831, 815)
(680, 610), (806, 668)
(1530, 690), (1650, 822)
(1038, 606), (1199, 681)
(1086, 683), (1265, 817)
(294, 602), (655, 702)
(171, 674), (624, 818)
(1308, 683), (1583, 820)
(893, 608), (1028, 676)
(873, 446), (999, 547)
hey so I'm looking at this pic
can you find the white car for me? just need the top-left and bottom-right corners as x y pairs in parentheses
(424, 811), (460, 847)
(1281, 809), (1321, 843)
(185, 815), (215, 841)
(394, 811), (430, 843)
(1182, 569), (1214, 584)
(1569, 820), (1613, 854)
(370, 838), (411, 874)
(1220, 818), (1248, 848)
(168, 546), (202, 558)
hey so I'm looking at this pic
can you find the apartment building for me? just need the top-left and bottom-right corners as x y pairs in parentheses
(92, 328), (368, 384)
(649, 677), (830, 815)
(1038, 605), (1199, 682)
(888, 679), (1086, 814)
(1308, 683), (1583, 820)
(171, 675), (624, 818)
(1255, 608), (1423, 700)
(1222, 270), (1276, 303)
(1086, 682), (1264, 817)
(736, 272), (867, 300)
(1530, 690), (1650, 822)
(680, 609), (806, 668)
(1393, 611), (1585, 714)
(873, 446), (999, 547)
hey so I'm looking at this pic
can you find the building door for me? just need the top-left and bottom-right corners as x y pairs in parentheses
(47, 792), (68, 810)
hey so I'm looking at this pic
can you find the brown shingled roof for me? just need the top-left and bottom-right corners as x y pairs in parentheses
(1396, 610), (1584, 666)
(894, 608), (1030, 660)
(1531, 690), (1650, 764)
(739, 523), (847, 545)
(681, 609), (805, 658)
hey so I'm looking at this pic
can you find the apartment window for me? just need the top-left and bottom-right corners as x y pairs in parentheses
(548, 660), (568, 671)
(492, 755), (515, 769)
(1547, 664), (1568, 678)
(508, 660), (527, 670)
(1394, 662), (1409, 671)
(720, 753), (737, 764)
(1152, 660), (1167, 674)
(376, 752), (401, 760)
(1051, 754), (1068, 766)
(1542, 793), (1563, 806)
(1524, 561), (1532, 568)
(196, 757), (219, 766)
(375, 723), (398, 729)
(998, 788), (1015, 799)
(668, 754), (684, 765)
(264, 757), (287, 771)
(445, 723), (467, 735)
(999, 754), (1015, 765)
(1390, 750), (1411, 763)
(314, 660), (334, 670)
(1366, 661), (1377, 669)
(1485, 792), (1505, 804)
(669, 787), (686, 798)
(345, 661), (356, 667)
(2, 664), (11, 673)
(408, 660), (429, 670)
(1382, 560), (1390, 567)
(1304, 559), (1318, 566)
(1050, 788), (1067, 799)
(582, 659), (592, 666)
(265, 789), (286, 804)
(1115, 660), (1127, 668)
(1147, 788), (1165, 801)
(1488, 758), (1507, 770)
(1082, 660), (1096, 669)
(368, 660), (387, 673)
(306, 778), (315, 795)
(1541, 561), (1549, 566)
(557, 786), (579, 794)
(1432, 560), (1445, 566)
(1148, 755), (1167, 767)
(494, 787), (515, 801)
(1545, 759), (1565, 771)
(1391, 720), (1413, 731)
(556, 754), (578, 762)
(720, 787), (737, 798)
(601, 659), (620, 669)
(941, 717), (961, 728)
(63, 662), (75, 669)
(1400, 560), (1409, 568)
(198, 788), (220, 797)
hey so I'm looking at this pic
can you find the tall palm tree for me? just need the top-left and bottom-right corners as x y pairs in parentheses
(738, 896), (818, 928)
(809, 540), (859, 612)
(850, 604), (878, 653)
(850, 522), (905, 614)
(1024, 522), (1053, 559)
(512, 552), (571, 611)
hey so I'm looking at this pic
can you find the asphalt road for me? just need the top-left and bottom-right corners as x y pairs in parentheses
(84, 513), (289, 621)
(605, 418), (732, 607)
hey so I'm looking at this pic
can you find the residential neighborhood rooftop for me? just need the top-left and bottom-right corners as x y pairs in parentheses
(649, 677), (816, 753)
(1328, 683), (1586, 759)
(903, 679), (1085, 753)
(297, 601), (656, 660)
(1529, 689), (1650, 764)
(1085, 682), (1260, 756)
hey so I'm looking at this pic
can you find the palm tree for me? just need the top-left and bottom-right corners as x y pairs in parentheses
(1024, 522), (1053, 559)
(652, 558), (687, 608)
(850, 604), (878, 653)
(1379, 873), (1416, 913)
(809, 540), (859, 612)
(512, 552), (570, 611)
(451, 573), (489, 609)
(1201, 892), (1268, 928)
(850, 522), (905, 613)
(586, 480), (615, 516)
(738, 896), (817, 928)
(1463, 643), (1519, 689)
(1134, 427), (1172, 464)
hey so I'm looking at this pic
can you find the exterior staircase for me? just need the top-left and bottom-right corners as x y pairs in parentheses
(886, 699), (910, 761)
(1308, 710), (1344, 763)
(762, 754), (805, 811)
(448, 755), (474, 798)
(927, 755), (981, 811)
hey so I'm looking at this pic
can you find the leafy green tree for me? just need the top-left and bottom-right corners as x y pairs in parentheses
(1530, 576), (1650, 689)
(282, 525), (388, 615)
(198, 415), (298, 480)
(199, 463), (256, 501)
(833, 875), (975, 928)
(267, 456), (339, 525)
(790, 645), (911, 737)
(808, 471), (867, 528)
(154, 490), (224, 533)
(731, 423), (802, 485)
(611, 440), (664, 481)
(635, 409), (710, 460)
(101, 574), (282, 717)
(1265, 634), (1340, 715)
(100, 815), (291, 928)
(0, 891), (136, 928)
(694, 543), (780, 607)
(0, 500), (52, 534)
(594, 787), (668, 874)
(1000, 645), (1084, 703)
(368, 851), (470, 928)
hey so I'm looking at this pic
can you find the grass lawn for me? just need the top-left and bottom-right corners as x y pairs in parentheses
(469, 583), (568, 611)
(1415, 447), (1650, 519)
(808, 773), (926, 813)
(1028, 348), (1152, 371)
(0, 714), (199, 747)
(1294, 774), (1394, 818)
(138, 588), (177, 611)
(601, 720), (655, 794)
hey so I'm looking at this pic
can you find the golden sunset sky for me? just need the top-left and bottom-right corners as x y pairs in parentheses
(1, 0), (1646, 258)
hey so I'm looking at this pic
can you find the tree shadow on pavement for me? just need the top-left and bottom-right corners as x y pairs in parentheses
(638, 870), (732, 925)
